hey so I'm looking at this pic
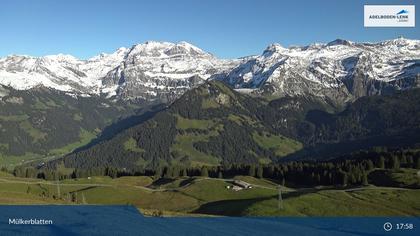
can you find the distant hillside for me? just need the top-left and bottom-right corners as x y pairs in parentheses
(0, 86), (142, 167)
(50, 82), (420, 170)
(287, 88), (420, 160)
(54, 81), (305, 170)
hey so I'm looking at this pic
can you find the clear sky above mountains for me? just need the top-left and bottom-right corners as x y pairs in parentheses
(0, 0), (418, 59)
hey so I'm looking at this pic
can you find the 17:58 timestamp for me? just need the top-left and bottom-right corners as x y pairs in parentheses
(395, 223), (414, 230)
(383, 222), (415, 231)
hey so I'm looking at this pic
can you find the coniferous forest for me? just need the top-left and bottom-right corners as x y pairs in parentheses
(37, 81), (420, 172)
(10, 147), (420, 189)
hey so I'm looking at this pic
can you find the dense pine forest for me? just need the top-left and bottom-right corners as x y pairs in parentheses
(39, 81), (420, 171)
(9, 148), (420, 188)
(0, 86), (144, 159)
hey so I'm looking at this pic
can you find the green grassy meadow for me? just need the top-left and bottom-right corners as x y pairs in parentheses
(0, 169), (419, 217)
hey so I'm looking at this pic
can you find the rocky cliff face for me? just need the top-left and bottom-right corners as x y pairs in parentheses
(216, 38), (419, 106)
(0, 38), (418, 105)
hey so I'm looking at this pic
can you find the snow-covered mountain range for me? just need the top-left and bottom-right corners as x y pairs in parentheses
(0, 41), (237, 101)
(0, 38), (419, 104)
(220, 37), (419, 105)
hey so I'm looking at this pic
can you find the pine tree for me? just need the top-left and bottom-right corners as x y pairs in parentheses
(416, 157), (420, 169)
(248, 165), (256, 177)
(342, 172), (348, 186)
(407, 156), (414, 166)
(200, 167), (209, 177)
(362, 172), (369, 186)
(256, 166), (264, 179)
(400, 154), (407, 165)
(378, 156), (385, 169)
(391, 156), (400, 170)
(154, 167), (162, 179)
(315, 173), (321, 184)
(181, 168), (188, 177)
(172, 166), (180, 178)
(366, 160), (374, 171)
(267, 166), (275, 178)
(163, 167), (172, 178)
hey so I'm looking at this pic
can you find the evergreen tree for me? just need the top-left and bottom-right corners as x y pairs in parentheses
(267, 166), (275, 178)
(200, 167), (209, 177)
(362, 171), (369, 186)
(248, 165), (256, 177)
(181, 168), (188, 177)
(378, 156), (385, 169)
(407, 156), (414, 167)
(172, 166), (180, 178)
(366, 160), (374, 171)
(315, 173), (321, 184)
(256, 166), (264, 179)
(416, 157), (420, 169)
(341, 172), (348, 186)
(400, 154), (407, 165)
(154, 167), (162, 179)
(391, 156), (400, 170)
(106, 167), (118, 178)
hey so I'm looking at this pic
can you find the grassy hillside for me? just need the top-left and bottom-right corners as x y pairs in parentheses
(57, 81), (304, 170)
(51, 82), (420, 171)
(369, 168), (420, 188)
(0, 86), (143, 167)
(291, 89), (420, 160)
(0, 171), (419, 217)
(233, 188), (420, 216)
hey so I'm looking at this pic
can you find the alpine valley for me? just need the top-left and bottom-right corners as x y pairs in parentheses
(0, 38), (419, 170)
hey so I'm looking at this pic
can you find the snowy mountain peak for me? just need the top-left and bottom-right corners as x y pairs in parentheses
(326, 39), (353, 47)
(125, 41), (211, 59)
(43, 53), (79, 62)
(0, 38), (418, 104)
(220, 38), (420, 104)
(0, 40), (235, 101)
(379, 37), (419, 48)
(176, 41), (209, 55)
(263, 43), (286, 57)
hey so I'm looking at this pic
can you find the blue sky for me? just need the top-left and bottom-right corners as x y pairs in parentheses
(0, 0), (418, 59)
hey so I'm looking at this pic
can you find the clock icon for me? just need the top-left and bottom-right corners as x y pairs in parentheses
(384, 222), (393, 232)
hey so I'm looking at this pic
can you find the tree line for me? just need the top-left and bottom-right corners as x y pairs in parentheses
(7, 148), (420, 188)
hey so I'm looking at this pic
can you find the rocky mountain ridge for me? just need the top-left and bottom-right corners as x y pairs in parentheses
(1, 38), (418, 104)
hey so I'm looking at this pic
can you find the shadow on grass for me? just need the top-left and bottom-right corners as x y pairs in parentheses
(368, 169), (420, 189)
(150, 178), (176, 188)
(68, 186), (98, 194)
(178, 178), (195, 187)
(72, 104), (164, 153)
(193, 188), (327, 216)
(193, 196), (276, 216)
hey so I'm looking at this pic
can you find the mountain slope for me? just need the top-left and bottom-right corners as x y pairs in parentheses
(288, 88), (420, 160)
(1, 38), (418, 105)
(0, 41), (238, 102)
(0, 85), (142, 167)
(101, 41), (238, 102)
(51, 82), (420, 170)
(216, 38), (420, 105)
(52, 81), (304, 170)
